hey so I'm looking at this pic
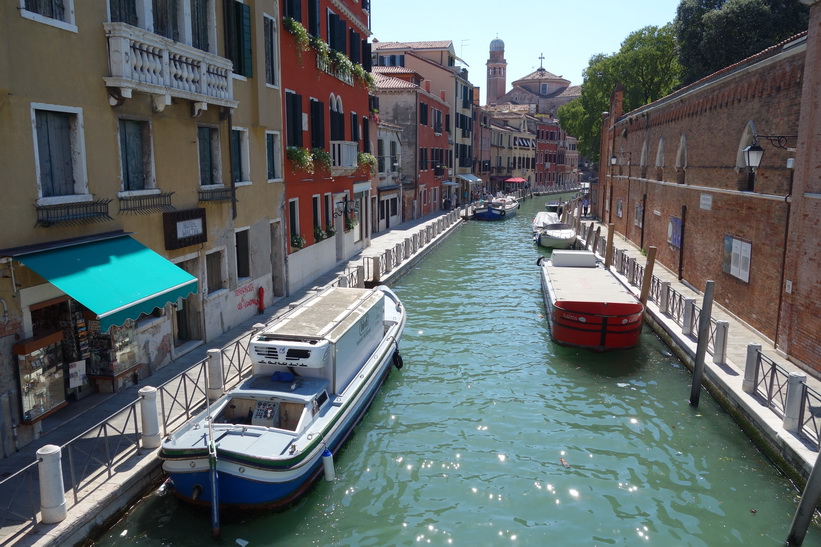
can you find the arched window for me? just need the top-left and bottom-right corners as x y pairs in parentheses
(675, 135), (687, 184)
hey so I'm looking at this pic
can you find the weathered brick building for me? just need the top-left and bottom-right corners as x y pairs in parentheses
(598, 15), (820, 375)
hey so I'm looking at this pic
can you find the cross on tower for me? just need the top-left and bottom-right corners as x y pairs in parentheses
(538, 53), (545, 70)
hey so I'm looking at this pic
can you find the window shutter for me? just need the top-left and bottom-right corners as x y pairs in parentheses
(240, 3), (252, 77)
(336, 19), (346, 52)
(307, 0), (319, 36)
(362, 40), (372, 71)
(285, 0), (302, 22)
(328, 13), (339, 49)
(362, 116), (370, 153)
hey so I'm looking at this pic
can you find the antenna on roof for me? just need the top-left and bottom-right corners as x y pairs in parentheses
(460, 39), (470, 58)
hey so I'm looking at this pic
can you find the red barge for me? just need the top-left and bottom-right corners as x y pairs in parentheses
(538, 250), (644, 351)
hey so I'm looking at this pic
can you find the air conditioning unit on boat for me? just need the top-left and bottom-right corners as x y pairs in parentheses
(251, 338), (331, 368)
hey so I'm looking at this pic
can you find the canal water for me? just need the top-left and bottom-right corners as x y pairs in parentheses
(96, 197), (820, 546)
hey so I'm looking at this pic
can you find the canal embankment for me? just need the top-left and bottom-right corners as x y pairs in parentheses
(575, 217), (821, 487)
(0, 210), (463, 547)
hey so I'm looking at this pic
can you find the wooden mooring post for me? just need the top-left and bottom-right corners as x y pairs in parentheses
(787, 449), (821, 545)
(689, 280), (715, 407)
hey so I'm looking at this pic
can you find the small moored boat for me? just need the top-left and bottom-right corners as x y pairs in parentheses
(532, 211), (577, 249)
(474, 195), (519, 221)
(537, 250), (644, 351)
(160, 284), (406, 509)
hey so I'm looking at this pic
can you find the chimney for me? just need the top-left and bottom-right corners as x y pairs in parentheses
(424, 80), (431, 92)
(440, 90), (446, 100)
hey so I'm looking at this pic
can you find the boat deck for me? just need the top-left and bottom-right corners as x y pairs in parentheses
(546, 262), (638, 305)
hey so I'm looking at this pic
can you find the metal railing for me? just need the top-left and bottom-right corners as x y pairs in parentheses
(799, 384), (821, 450)
(0, 461), (39, 540)
(754, 352), (789, 418)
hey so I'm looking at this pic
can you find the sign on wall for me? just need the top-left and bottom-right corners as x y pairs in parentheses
(163, 209), (207, 250)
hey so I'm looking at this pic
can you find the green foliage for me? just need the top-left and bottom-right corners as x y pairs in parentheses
(290, 233), (306, 250)
(324, 224), (336, 238)
(286, 146), (314, 174)
(674, 0), (809, 86)
(352, 64), (375, 91)
(357, 152), (377, 174)
(313, 225), (326, 241)
(329, 49), (353, 77)
(310, 35), (330, 67)
(558, 25), (680, 163)
(311, 148), (332, 171)
(283, 17), (310, 56)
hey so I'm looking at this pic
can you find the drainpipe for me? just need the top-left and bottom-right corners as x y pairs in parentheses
(774, 160), (795, 350)
(678, 205), (687, 280)
(224, 107), (237, 220)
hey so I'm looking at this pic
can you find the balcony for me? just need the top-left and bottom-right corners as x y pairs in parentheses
(103, 22), (237, 112)
(198, 186), (234, 202)
(331, 141), (358, 176)
(119, 191), (175, 214)
(317, 55), (354, 86)
(35, 199), (113, 228)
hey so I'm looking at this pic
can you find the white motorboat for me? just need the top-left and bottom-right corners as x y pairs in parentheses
(532, 211), (577, 249)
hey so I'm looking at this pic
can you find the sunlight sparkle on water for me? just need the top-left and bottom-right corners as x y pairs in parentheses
(569, 489), (580, 498)
(498, 454), (506, 462)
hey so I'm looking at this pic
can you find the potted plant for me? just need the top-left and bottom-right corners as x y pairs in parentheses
(324, 224), (336, 238)
(290, 233), (306, 250)
(344, 217), (354, 232)
(283, 17), (311, 59)
(357, 152), (377, 175)
(287, 146), (314, 174)
(329, 49), (353, 78)
(313, 225), (326, 241)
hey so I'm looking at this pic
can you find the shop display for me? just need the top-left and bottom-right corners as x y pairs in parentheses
(15, 333), (67, 423)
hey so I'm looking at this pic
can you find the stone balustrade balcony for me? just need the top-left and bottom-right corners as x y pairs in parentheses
(103, 22), (237, 113)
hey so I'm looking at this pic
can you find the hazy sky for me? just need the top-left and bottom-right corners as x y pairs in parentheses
(371, 0), (682, 104)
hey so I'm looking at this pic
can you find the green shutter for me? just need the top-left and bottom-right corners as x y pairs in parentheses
(241, 3), (252, 78)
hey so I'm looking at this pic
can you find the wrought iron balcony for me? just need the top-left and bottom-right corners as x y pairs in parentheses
(317, 55), (354, 86)
(198, 186), (233, 202)
(35, 199), (113, 228)
(119, 192), (175, 214)
(103, 22), (237, 111)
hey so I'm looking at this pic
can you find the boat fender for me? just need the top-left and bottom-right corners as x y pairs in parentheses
(500, 210), (506, 217)
(322, 448), (336, 481)
(392, 351), (404, 370)
(536, 256), (545, 266)
(191, 484), (203, 500)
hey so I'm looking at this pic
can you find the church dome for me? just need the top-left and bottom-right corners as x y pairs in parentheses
(490, 38), (504, 52)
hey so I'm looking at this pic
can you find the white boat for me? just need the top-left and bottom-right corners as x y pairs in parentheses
(474, 195), (519, 221)
(532, 211), (577, 249)
(160, 285), (406, 510)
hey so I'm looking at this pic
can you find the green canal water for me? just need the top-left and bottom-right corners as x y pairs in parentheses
(96, 197), (820, 546)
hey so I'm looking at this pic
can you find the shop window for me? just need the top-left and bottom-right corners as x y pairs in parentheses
(206, 250), (226, 293)
(198, 126), (222, 186)
(119, 119), (153, 192)
(236, 229), (250, 280)
(264, 14), (278, 86)
(722, 235), (751, 283)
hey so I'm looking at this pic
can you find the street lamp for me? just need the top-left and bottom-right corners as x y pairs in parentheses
(743, 140), (765, 171)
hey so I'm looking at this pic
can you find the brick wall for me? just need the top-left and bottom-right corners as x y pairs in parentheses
(603, 35), (811, 365)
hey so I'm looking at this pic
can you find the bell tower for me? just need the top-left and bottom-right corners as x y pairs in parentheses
(486, 37), (507, 105)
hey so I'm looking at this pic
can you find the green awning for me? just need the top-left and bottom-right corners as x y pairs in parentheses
(17, 235), (198, 332)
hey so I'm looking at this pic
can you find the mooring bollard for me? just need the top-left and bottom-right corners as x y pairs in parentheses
(683, 298), (696, 337)
(783, 372), (807, 433)
(207, 348), (224, 402)
(139, 386), (161, 449)
(712, 320), (729, 365)
(37, 444), (67, 523)
(742, 343), (762, 394)
(372, 256), (381, 283)
(659, 282), (670, 314)
(337, 274), (349, 287)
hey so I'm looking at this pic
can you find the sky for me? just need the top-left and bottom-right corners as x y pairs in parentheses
(371, 0), (683, 105)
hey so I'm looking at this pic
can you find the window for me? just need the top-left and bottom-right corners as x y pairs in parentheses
(310, 99), (325, 149)
(350, 112), (358, 142)
(419, 103), (428, 126)
(616, 199), (623, 218)
(329, 95), (345, 141)
(312, 195), (321, 230)
(264, 14), (278, 86)
(191, 0), (210, 51)
(722, 236), (751, 283)
(110, 0), (137, 25)
(284, 0), (302, 22)
(198, 126), (221, 186)
(224, 0), (252, 78)
(668, 217), (682, 248)
(236, 229), (250, 280)
(266, 132), (282, 181)
(22, 0), (76, 30)
(119, 119), (152, 192)
(390, 141), (398, 170)
(307, 0), (320, 36)
(33, 105), (88, 201)
(327, 11), (346, 53)
(324, 193), (332, 229)
(634, 204), (644, 228)
(230, 128), (250, 183)
(206, 250), (225, 293)
(362, 115), (371, 153)
(152, 0), (180, 40)
(286, 91), (303, 147)
(419, 147), (427, 171)
(288, 198), (300, 243)
(377, 139), (385, 173)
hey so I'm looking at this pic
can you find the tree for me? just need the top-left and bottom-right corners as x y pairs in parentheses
(675, 0), (809, 86)
(558, 25), (681, 162)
